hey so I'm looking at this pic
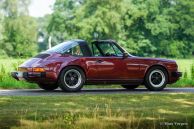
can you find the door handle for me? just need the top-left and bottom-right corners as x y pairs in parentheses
(96, 60), (103, 63)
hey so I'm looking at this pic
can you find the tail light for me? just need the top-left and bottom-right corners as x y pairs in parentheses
(18, 67), (45, 72)
(32, 68), (45, 72)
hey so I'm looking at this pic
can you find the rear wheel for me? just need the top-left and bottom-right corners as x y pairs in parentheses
(58, 66), (85, 92)
(38, 83), (58, 91)
(144, 66), (168, 91)
(121, 85), (139, 90)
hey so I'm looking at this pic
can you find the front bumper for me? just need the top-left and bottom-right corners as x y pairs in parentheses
(172, 72), (182, 78)
(168, 71), (182, 84)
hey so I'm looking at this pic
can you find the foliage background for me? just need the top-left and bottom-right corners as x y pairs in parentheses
(0, 0), (194, 58)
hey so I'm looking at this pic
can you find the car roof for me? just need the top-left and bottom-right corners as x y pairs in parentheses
(71, 39), (86, 42)
(70, 39), (86, 44)
(69, 39), (116, 44)
(92, 39), (116, 43)
(69, 39), (116, 46)
(63, 39), (88, 47)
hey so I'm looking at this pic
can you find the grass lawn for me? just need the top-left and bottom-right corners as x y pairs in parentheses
(0, 93), (194, 129)
(175, 58), (194, 77)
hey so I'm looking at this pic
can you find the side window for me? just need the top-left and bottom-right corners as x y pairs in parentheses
(97, 43), (118, 56)
(97, 42), (123, 57)
(92, 44), (102, 56)
(64, 44), (83, 56)
(112, 44), (123, 56)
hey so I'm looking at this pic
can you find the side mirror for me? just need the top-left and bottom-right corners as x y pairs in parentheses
(123, 52), (129, 58)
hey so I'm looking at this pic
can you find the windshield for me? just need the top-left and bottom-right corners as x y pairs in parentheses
(46, 41), (78, 54)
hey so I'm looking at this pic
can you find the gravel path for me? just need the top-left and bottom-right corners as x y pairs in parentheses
(0, 88), (194, 96)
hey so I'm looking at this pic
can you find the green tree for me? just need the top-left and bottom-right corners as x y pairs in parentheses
(0, 3), (5, 56)
(0, 11), (4, 42)
(48, 0), (194, 58)
(0, 0), (38, 57)
(170, 0), (194, 57)
(143, 0), (194, 58)
(36, 14), (53, 51)
(49, 0), (157, 56)
(47, 0), (82, 45)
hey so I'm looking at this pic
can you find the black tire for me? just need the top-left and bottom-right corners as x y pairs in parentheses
(38, 83), (58, 91)
(121, 85), (139, 90)
(144, 66), (168, 91)
(58, 66), (85, 92)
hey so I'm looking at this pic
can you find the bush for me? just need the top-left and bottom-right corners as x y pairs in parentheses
(183, 69), (188, 79)
(191, 64), (194, 79)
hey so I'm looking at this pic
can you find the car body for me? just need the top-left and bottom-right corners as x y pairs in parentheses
(11, 39), (182, 91)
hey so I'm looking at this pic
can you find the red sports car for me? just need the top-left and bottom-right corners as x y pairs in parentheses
(11, 39), (182, 92)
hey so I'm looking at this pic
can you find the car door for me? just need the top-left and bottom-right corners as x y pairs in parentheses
(121, 57), (141, 79)
(92, 42), (124, 80)
(85, 41), (141, 80)
(110, 43), (141, 79)
(95, 41), (141, 80)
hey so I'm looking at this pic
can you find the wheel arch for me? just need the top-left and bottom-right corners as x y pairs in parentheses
(144, 64), (169, 83)
(57, 65), (86, 82)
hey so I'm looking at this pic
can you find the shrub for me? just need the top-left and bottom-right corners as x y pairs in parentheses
(191, 64), (194, 79)
(0, 64), (6, 74)
(183, 69), (188, 79)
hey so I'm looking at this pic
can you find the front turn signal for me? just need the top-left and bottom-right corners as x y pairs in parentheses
(32, 68), (45, 72)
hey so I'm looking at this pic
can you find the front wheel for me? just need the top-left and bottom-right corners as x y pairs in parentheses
(58, 66), (85, 92)
(144, 66), (168, 91)
(121, 85), (139, 90)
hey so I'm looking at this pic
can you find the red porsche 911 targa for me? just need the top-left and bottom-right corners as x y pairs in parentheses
(11, 39), (182, 92)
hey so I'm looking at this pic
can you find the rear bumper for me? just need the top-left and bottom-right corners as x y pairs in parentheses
(11, 72), (46, 80)
(11, 71), (57, 83)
